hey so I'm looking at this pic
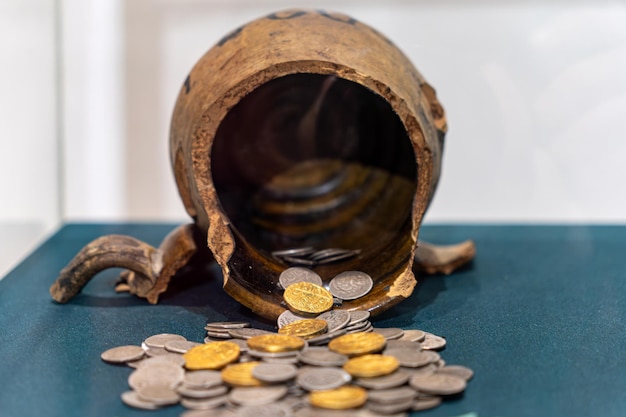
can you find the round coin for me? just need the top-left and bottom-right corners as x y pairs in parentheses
(228, 328), (275, 340)
(277, 310), (312, 328)
(398, 329), (426, 342)
(298, 348), (348, 367)
(347, 310), (370, 326)
(247, 334), (305, 353)
(367, 386), (416, 404)
(180, 394), (230, 410)
(176, 384), (228, 398)
(252, 363), (298, 383)
(221, 361), (263, 387)
(409, 373), (467, 395)
(355, 370), (410, 390)
(328, 332), (386, 356)
(183, 370), (223, 389)
(278, 319), (328, 339)
(165, 340), (201, 354)
(229, 385), (288, 406)
(296, 367), (351, 391)
(343, 354), (399, 378)
(138, 354), (186, 368)
(421, 332), (447, 350)
(101, 345), (145, 363)
(183, 342), (240, 370)
(316, 310), (351, 333)
(120, 390), (160, 410)
(328, 271), (373, 300)
(279, 267), (323, 289)
(205, 321), (250, 330)
(308, 385), (367, 409)
(383, 348), (439, 368)
(144, 333), (187, 348)
(412, 396), (442, 411)
(136, 383), (181, 405)
(372, 328), (404, 340)
(237, 403), (293, 417)
(128, 361), (185, 390)
(436, 365), (474, 381)
(283, 282), (334, 315)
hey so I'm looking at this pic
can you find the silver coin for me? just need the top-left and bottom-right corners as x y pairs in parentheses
(229, 385), (288, 406)
(328, 271), (373, 300)
(294, 407), (363, 417)
(436, 365), (474, 381)
(180, 394), (230, 410)
(306, 328), (346, 346)
(279, 267), (323, 289)
(238, 403), (293, 417)
(206, 331), (233, 339)
(397, 329), (426, 342)
(182, 408), (235, 417)
(435, 358), (446, 368)
(296, 367), (351, 391)
(409, 373), (467, 395)
(164, 339), (201, 354)
(384, 348), (439, 368)
(177, 384), (228, 398)
(136, 383), (181, 405)
(144, 333), (186, 348)
(355, 371), (410, 390)
(101, 345), (145, 363)
(367, 387), (416, 404)
(252, 363), (297, 383)
(309, 248), (349, 261)
(126, 358), (145, 369)
(137, 354), (186, 368)
(347, 310), (370, 326)
(120, 390), (160, 410)
(372, 328), (404, 340)
(420, 332), (446, 350)
(228, 328), (275, 339)
(261, 355), (300, 365)
(313, 250), (361, 265)
(143, 345), (170, 357)
(278, 310), (313, 328)
(411, 396), (442, 411)
(298, 349), (348, 367)
(228, 338), (250, 352)
(184, 370), (223, 389)
(316, 310), (351, 332)
(344, 320), (370, 332)
(205, 321), (250, 330)
(399, 363), (438, 377)
(367, 397), (414, 414)
(128, 361), (185, 390)
(358, 410), (409, 417)
(385, 340), (422, 351)
(282, 256), (316, 266)
(272, 247), (316, 257)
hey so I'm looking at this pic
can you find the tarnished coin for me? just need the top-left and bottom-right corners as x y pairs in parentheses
(128, 361), (185, 390)
(367, 397), (414, 414)
(180, 394), (229, 410)
(316, 310), (351, 333)
(399, 363), (438, 377)
(409, 373), (467, 395)
(229, 385), (288, 406)
(206, 331), (232, 339)
(183, 342), (240, 370)
(101, 345), (145, 363)
(279, 267), (323, 289)
(307, 385), (367, 409)
(296, 367), (351, 391)
(144, 333), (186, 348)
(177, 384), (228, 398)
(284, 282), (334, 314)
(205, 322), (250, 330)
(221, 361), (263, 387)
(412, 395), (442, 411)
(397, 329), (426, 342)
(347, 310), (370, 326)
(306, 328), (346, 346)
(383, 348), (439, 368)
(343, 354), (399, 378)
(328, 271), (373, 300)
(228, 328), (275, 340)
(138, 354), (186, 368)
(278, 319), (328, 339)
(385, 340), (422, 351)
(355, 370), (410, 390)
(436, 365), (474, 381)
(372, 328), (404, 340)
(328, 332), (386, 356)
(367, 386), (416, 404)
(183, 370), (223, 389)
(252, 363), (298, 383)
(237, 403), (293, 417)
(248, 349), (300, 359)
(247, 334), (305, 353)
(165, 339), (201, 354)
(143, 345), (170, 357)
(278, 310), (313, 328)
(421, 332), (447, 350)
(120, 390), (160, 410)
(136, 383), (181, 405)
(299, 348), (348, 367)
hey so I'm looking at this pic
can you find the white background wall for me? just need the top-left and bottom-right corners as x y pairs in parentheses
(2, 0), (626, 274)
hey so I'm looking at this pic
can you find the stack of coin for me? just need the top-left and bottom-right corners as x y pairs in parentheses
(272, 247), (361, 266)
(101, 313), (473, 416)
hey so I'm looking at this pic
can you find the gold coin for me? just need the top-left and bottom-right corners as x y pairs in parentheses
(221, 361), (263, 386)
(343, 354), (399, 378)
(283, 282), (333, 314)
(183, 341), (240, 370)
(247, 334), (305, 353)
(308, 385), (368, 409)
(278, 319), (328, 339)
(327, 332), (386, 356)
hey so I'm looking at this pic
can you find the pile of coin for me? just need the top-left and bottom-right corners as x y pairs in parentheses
(101, 312), (472, 416)
(272, 247), (361, 266)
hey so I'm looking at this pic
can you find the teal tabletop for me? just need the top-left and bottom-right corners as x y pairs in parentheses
(0, 224), (625, 417)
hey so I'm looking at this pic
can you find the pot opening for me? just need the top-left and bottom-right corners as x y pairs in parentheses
(211, 73), (417, 284)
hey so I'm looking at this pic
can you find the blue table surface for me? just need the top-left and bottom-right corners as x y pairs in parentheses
(0, 223), (625, 417)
